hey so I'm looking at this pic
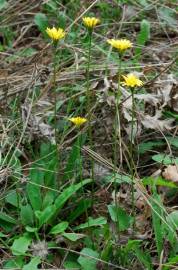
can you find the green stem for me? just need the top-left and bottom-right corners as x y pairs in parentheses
(86, 30), (95, 208)
(53, 45), (57, 145)
(113, 55), (122, 240)
(130, 88), (136, 233)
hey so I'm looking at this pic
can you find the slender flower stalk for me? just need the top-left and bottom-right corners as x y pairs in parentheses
(68, 117), (88, 220)
(46, 26), (66, 145)
(82, 16), (100, 211)
(107, 38), (132, 237)
(122, 73), (143, 232)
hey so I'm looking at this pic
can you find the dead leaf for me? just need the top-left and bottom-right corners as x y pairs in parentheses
(162, 165), (178, 183)
(140, 110), (174, 130)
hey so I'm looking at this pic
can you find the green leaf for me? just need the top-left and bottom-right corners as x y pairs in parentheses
(20, 204), (34, 226)
(11, 234), (32, 255)
(143, 177), (178, 188)
(125, 240), (153, 269)
(62, 232), (85, 242)
(23, 257), (41, 270)
(53, 179), (92, 218)
(108, 204), (132, 231)
(166, 211), (178, 230)
(64, 260), (80, 269)
(0, 0), (7, 11)
(0, 211), (16, 224)
(3, 257), (24, 269)
(138, 141), (164, 154)
(34, 13), (48, 33)
(63, 139), (80, 180)
(50, 221), (69, 234)
(25, 226), (38, 233)
(158, 7), (177, 29)
(0, 232), (7, 237)
(74, 216), (107, 230)
(27, 164), (44, 211)
(167, 137), (178, 148)
(135, 19), (150, 60)
(78, 248), (99, 270)
(35, 205), (56, 228)
(163, 255), (178, 270)
(151, 193), (164, 257)
(5, 190), (19, 207)
(68, 198), (92, 223)
(105, 173), (132, 184)
(152, 154), (178, 165)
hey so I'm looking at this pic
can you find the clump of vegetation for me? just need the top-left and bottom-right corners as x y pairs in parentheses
(0, 1), (177, 269)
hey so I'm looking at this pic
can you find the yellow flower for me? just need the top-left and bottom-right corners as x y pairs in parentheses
(68, 117), (87, 127)
(82, 17), (100, 28)
(107, 39), (132, 52)
(46, 27), (66, 41)
(122, 73), (143, 88)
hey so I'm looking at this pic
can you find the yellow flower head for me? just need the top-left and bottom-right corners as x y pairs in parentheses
(82, 17), (100, 28)
(68, 116), (87, 127)
(107, 39), (132, 52)
(122, 73), (143, 88)
(46, 27), (66, 41)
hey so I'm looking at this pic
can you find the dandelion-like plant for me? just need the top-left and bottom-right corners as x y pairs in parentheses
(46, 27), (66, 41)
(122, 73), (143, 88)
(82, 17), (100, 29)
(107, 39), (132, 53)
(68, 116), (87, 127)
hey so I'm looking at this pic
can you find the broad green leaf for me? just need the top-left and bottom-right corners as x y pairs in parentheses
(25, 226), (38, 232)
(0, 232), (7, 237)
(0, 0), (7, 10)
(63, 138), (80, 180)
(27, 164), (44, 211)
(53, 179), (92, 217)
(135, 19), (150, 60)
(68, 198), (92, 223)
(3, 257), (24, 269)
(50, 221), (69, 234)
(11, 234), (32, 255)
(167, 137), (178, 148)
(64, 260), (80, 269)
(20, 204), (34, 226)
(35, 205), (56, 228)
(74, 216), (107, 230)
(166, 211), (178, 230)
(108, 204), (132, 231)
(0, 211), (16, 224)
(78, 248), (99, 270)
(62, 233), (85, 242)
(143, 177), (178, 188)
(105, 173), (132, 184)
(138, 141), (164, 154)
(158, 7), (177, 28)
(23, 257), (41, 270)
(152, 154), (178, 165)
(151, 193), (164, 257)
(125, 240), (153, 269)
(26, 182), (42, 211)
(34, 13), (48, 33)
(5, 190), (18, 207)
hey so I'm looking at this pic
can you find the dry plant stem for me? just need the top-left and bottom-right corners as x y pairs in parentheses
(130, 88), (136, 231)
(113, 56), (122, 240)
(86, 29), (95, 208)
